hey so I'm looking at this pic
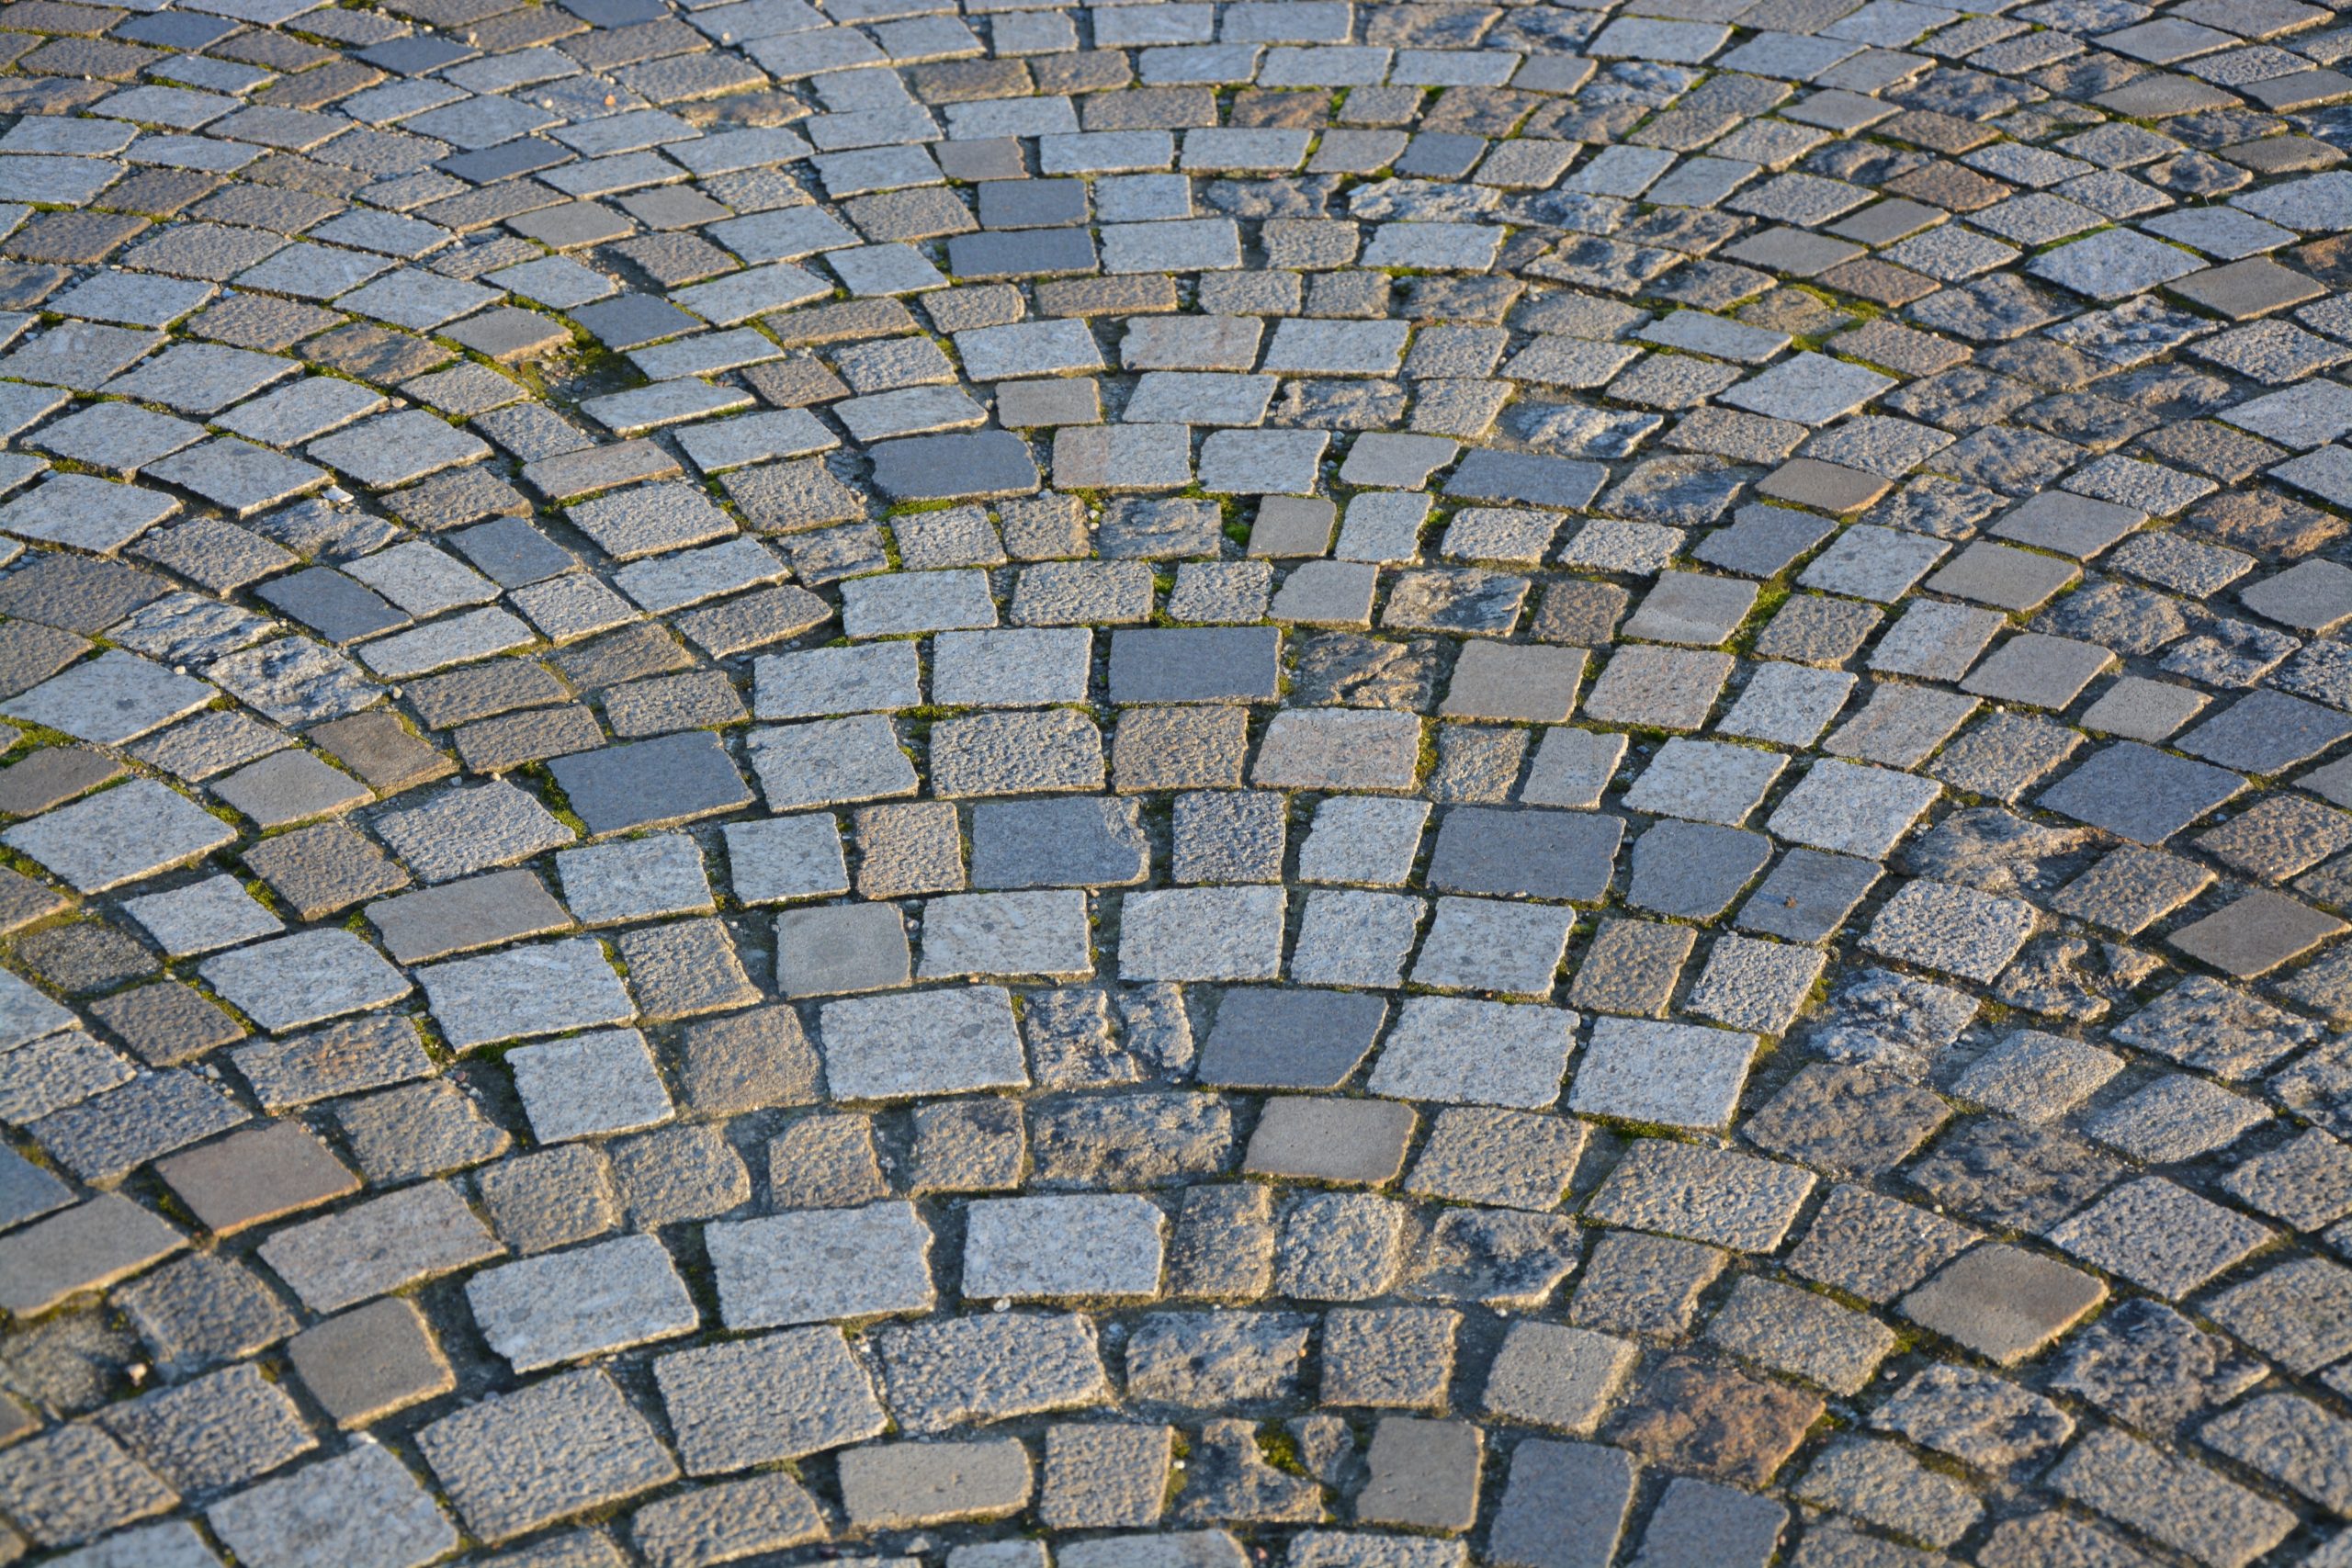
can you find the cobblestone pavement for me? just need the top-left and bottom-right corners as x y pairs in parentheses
(15, 0), (2352, 1565)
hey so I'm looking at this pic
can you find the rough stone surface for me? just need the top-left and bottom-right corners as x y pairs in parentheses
(0, 10), (2340, 1563)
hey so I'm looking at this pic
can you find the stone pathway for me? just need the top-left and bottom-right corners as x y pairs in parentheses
(3, 0), (2352, 1563)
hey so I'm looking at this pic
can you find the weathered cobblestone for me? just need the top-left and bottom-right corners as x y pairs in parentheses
(1, 6), (2349, 1564)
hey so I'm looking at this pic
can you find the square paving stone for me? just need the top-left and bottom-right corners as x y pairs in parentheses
(753, 641), (921, 720)
(1710, 1278), (1897, 1399)
(869, 429), (1042, 502)
(1356, 1417), (1484, 1533)
(1766, 761), (1940, 860)
(1741, 1062), (1951, 1179)
(932, 708), (1105, 796)
(1481, 1319), (1638, 1433)
(1040, 1424), (1171, 1530)
(1582, 646), (1734, 731)
(1991, 491), (2146, 559)
(1628, 821), (1773, 919)
(1485, 1439), (1640, 1568)
(1864, 878), (2039, 983)
(1623, 739), (1789, 827)
(966, 795), (1149, 889)
(1296, 795), (1430, 887)
(1927, 540), (2083, 611)
(2048, 1427), (2293, 1568)
(203, 1443), (453, 1568)
(655, 1327), (887, 1476)
(2081, 676), (2210, 741)
(1518, 728), (1629, 813)
(933, 627), (1091, 707)
(1173, 791), (1284, 884)
(567, 481), (736, 561)
(280, 1298), (451, 1431)
(716, 812), (848, 907)
(1567, 918), (1695, 1018)
(508, 1028), (674, 1145)
(776, 902), (910, 998)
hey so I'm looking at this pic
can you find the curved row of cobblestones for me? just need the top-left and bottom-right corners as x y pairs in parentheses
(5, 0), (2352, 1564)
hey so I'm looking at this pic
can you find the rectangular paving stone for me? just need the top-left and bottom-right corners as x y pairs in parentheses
(919, 890), (1092, 981)
(1587, 1141), (1816, 1252)
(2049, 1427), (2291, 1568)
(656, 1327), (887, 1476)
(820, 985), (1029, 1100)
(1196, 987), (1391, 1090)
(0, 1192), (184, 1316)
(198, 928), (413, 1033)
(838, 1439), (1032, 1529)
(1254, 708), (1423, 792)
(1368, 995), (1577, 1110)
(466, 1234), (698, 1373)
(366, 869), (571, 964)
(416, 937), (635, 1050)
(963, 1195), (1166, 1302)
(1571, 1017), (1759, 1132)
(707, 1201), (936, 1327)
(257, 1179), (499, 1315)
(546, 730), (752, 835)
(416, 1369), (678, 1546)
(1107, 626), (1280, 704)
(3, 777), (234, 893)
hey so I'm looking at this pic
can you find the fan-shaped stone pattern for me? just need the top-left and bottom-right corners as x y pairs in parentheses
(2, 0), (2352, 1563)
